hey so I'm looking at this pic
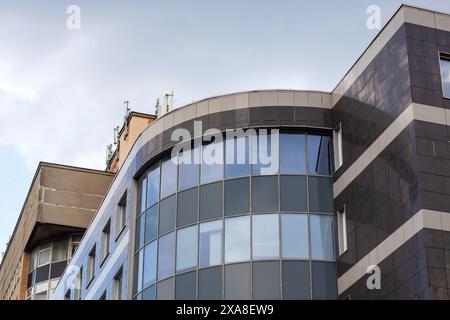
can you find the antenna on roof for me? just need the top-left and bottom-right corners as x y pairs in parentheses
(106, 144), (113, 166)
(123, 101), (131, 123)
(113, 126), (120, 145)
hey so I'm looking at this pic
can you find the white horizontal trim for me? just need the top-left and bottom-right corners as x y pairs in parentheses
(337, 209), (450, 295)
(333, 103), (450, 198)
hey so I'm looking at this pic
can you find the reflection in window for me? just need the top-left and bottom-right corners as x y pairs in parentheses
(252, 214), (279, 260)
(157, 232), (175, 280)
(159, 195), (176, 235)
(147, 164), (160, 208)
(135, 214), (145, 250)
(308, 177), (334, 213)
(201, 141), (224, 184)
(280, 133), (306, 174)
(161, 156), (177, 199)
(307, 135), (332, 176)
(176, 225), (198, 273)
(224, 178), (249, 216)
(144, 204), (158, 244)
(139, 176), (147, 214)
(251, 176), (279, 212)
(440, 54), (450, 98)
(225, 216), (250, 263)
(225, 135), (250, 179)
(310, 215), (335, 261)
(281, 214), (309, 259)
(199, 220), (222, 268)
(143, 241), (157, 288)
(178, 147), (200, 191)
(200, 182), (223, 221)
(251, 132), (278, 175)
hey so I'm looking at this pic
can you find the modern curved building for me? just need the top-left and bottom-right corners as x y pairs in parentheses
(21, 4), (450, 300)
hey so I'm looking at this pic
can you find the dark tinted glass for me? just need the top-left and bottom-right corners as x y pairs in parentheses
(198, 267), (222, 300)
(307, 135), (332, 175)
(175, 271), (197, 300)
(251, 176), (279, 212)
(252, 262), (281, 299)
(200, 182), (223, 221)
(280, 133), (306, 174)
(142, 285), (155, 300)
(282, 261), (310, 299)
(177, 188), (198, 227)
(308, 177), (333, 213)
(312, 262), (337, 300)
(135, 214), (145, 250)
(159, 195), (176, 235)
(156, 277), (174, 300)
(280, 176), (307, 211)
(224, 178), (249, 216)
(139, 176), (147, 214)
(440, 57), (450, 98)
(35, 265), (49, 282)
(144, 204), (158, 244)
(50, 261), (67, 278)
(224, 263), (251, 300)
(178, 147), (200, 191)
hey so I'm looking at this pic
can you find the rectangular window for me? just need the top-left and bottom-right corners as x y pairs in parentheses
(225, 216), (250, 263)
(147, 164), (160, 207)
(52, 239), (68, 262)
(101, 220), (110, 263)
(176, 225), (198, 273)
(251, 175), (279, 213)
(37, 244), (51, 267)
(157, 232), (175, 281)
(99, 291), (106, 300)
(307, 134), (332, 176)
(337, 206), (348, 255)
(113, 268), (123, 300)
(281, 214), (309, 259)
(116, 192), (127, 239)
(74, 267), (82, 300)
(310, 215), (335, 261)
(87, 245), (96, 286)
(280, 132), (306, 174)
(440, 52), (450, 99)
(225, 135), (250, 179)
(161, 156), (177, 199)
(252, 214), (280, 260)
(144, 204), (158, 244)
(178, 146), (200, 191)
(143, 241), (157, 287)
(139, 176), (147, 214)
(333, 123), (343, 170)
(199, 220), (223, 268)
(201, 140), (224, 184)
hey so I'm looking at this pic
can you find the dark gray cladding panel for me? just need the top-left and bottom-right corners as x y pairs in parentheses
(339, 229), (450, 300)
(332, 24), (412, 181)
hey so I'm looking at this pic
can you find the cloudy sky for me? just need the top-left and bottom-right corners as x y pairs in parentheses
(0, 0), (449, 256)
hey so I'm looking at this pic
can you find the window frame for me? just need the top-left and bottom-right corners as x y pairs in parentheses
(86, 245), (96, 287)
(337, 205), (348, 256)
(439, 51), (450, 99)
(112, 267), (123, 300)
(115, 191), (127, 241)
(101, 220), (111, 265)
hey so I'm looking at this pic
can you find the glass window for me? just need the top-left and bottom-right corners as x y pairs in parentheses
(175, 271), (197, 300)
(142, 285), (155, 300)
(201, 141), (224, 184)
(143, 241), (157, 288)
(101, 220), (111, 262)
(38, 247), (51, 266)
(280, 176), (307, 212)
(144, 204), (158, 244)
(113, 269), (123, 300)
(252, 214), (279, 260)
(308, 177), (334, 213)
(200, 182), (223, 221)
(224, 263), (251, 300)
(224, 178), (249, 216)
(307, 134), (332, 176)
(310, 215), (335, 260)
(225, 135), (250, 179)
(252, 262), (281, 299)
(139, 176), (147, 214)
(281, 214), (309, 259)
(312, 262), (337, 299)
(440, 54), (450, 99)
(178, 147), (200, 191)
(251, 132), (278, 176)
(177, 188), (198, 227)
(133, 251), (143, 294)
(199, 220), (223, 268)
(87, 245), (96, 284)
(161, 156), (177, 199)
(30, 249), (37, 270)
(280, 132), (306, 174)
(147, 164), (160, 208)
(157, 232), (175, 280)
(176, 225), (198, 273)
(156, 277), (174, 300)
(52, 239), (68, 262)
(116, 193), (127, 238)
(198, 266), (222, 300)
(282, 261), (311, 300)
(159, 195), (176, 235)
(251, 176), (279, 213)
(135, 213), (145, 250)
(225, 216), (250, 263)
(337, 206), (348, 255)
(333, 124), (343, 170)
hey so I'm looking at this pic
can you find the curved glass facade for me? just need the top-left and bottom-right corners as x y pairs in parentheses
(26, 234), (82, 300)
(133, 130), (337, 300)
